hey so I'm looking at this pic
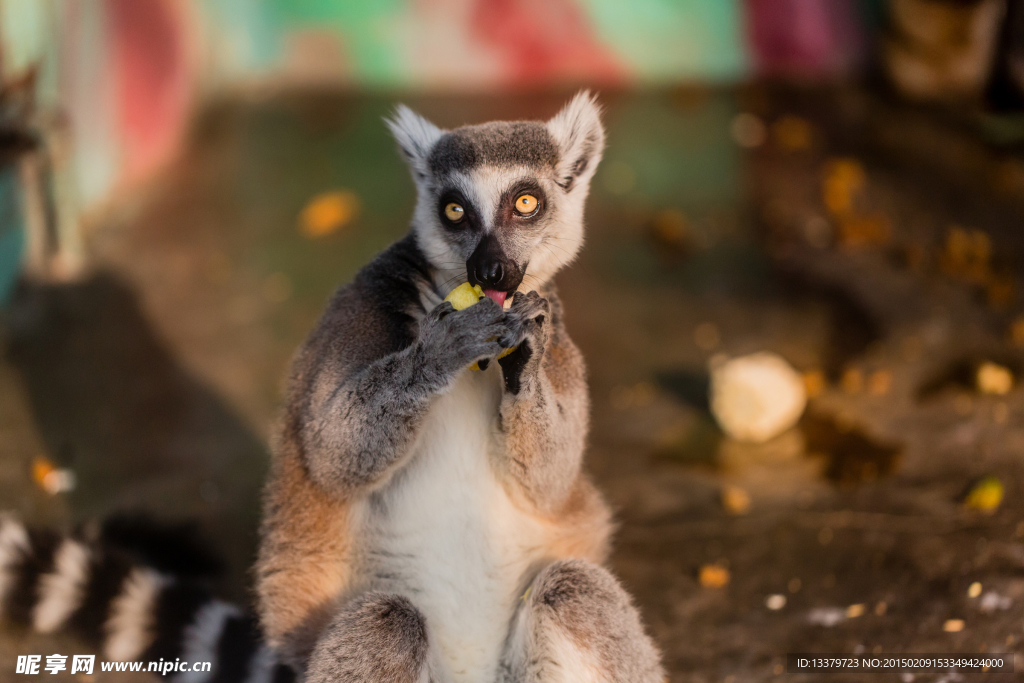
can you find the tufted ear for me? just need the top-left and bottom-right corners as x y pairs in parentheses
(386, 105), (444, 182)
(546, 91), (605, 193)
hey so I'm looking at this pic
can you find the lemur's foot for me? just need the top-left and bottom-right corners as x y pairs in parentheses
(501, 559), (665, 683)
(306, 592), (428, 683)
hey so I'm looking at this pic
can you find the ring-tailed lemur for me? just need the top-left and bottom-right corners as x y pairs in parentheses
(0, 93), (663, 683)
(257, 91), (663, 682)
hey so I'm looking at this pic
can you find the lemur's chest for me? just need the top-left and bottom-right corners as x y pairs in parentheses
(360, 366), (546, 683)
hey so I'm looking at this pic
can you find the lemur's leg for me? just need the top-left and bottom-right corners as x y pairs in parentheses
(496, 291), (589, 512)
(305, 592), (431, 683)
(301, 298), (507, 496)
(500, 560), (664, 683)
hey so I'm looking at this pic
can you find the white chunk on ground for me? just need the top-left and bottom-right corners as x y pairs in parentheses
(710, 352), (807, 443)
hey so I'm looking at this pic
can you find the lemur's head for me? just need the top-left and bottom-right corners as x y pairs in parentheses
(387, 91), (604, 304)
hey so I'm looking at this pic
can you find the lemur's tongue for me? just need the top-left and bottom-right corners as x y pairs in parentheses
(483, 289), (507, 307)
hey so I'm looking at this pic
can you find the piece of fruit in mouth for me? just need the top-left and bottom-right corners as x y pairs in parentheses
(443, 283), (516, 370)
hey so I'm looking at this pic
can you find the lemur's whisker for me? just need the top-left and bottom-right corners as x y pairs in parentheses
(541, 241), (574, 259)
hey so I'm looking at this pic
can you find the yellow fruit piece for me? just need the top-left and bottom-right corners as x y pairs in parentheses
(300, 190), (360, 238)
(964, 476), (1004, 513)
(699, 564), (730, 588)
(976, 362), (1013, 395)
(443, 283), (515, 371)
(444, 282), (484, 310)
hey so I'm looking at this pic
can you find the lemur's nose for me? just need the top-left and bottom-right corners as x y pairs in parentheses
(476, 260), (503, 288)
(467, 233), (523, 293)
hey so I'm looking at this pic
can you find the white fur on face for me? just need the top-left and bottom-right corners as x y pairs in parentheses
(389, 91), (605, 295)
(414, 162), (588, 296)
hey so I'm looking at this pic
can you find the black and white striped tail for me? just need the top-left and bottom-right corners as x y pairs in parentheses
(0, 514), (295, 683)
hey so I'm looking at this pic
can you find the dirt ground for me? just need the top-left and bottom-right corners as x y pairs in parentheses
(1, 85), (1023, 682)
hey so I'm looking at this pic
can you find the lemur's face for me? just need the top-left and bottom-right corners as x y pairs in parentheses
(387, 92), (605, 304)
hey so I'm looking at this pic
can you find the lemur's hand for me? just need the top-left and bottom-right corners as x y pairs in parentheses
(498, 291), (550, 394)
(418, 298), (507, 379)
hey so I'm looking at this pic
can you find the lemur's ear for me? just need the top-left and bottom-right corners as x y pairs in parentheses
(386, 105), (444, 181)
(546, 91), (605, 192)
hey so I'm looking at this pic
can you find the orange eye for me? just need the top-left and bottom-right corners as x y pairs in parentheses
(444, 202), (465, 222)
(515, 194), (538, 215)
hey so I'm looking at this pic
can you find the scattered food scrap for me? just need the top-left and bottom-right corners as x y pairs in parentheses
(710, 352), (807, 443)
(978, 592), (1012, 613)
(943, 619), (965, 633)
(963, 476), (1004, 513)
(699, 564), (731, 588)
(31, 457), (76, 495)
(766, 594), (787, 610)
(808, 607), (846, 627)
(917, 357), (1020, 400)
(976, 361), (1013, 395)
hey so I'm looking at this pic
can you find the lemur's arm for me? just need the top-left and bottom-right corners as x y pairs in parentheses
(293, 277), (507, 497)
(496, 289), (589, 514)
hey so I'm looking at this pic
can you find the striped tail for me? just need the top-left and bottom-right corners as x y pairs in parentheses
(0, 514), (295, 683)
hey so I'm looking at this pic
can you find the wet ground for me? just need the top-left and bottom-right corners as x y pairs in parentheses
(2, 85), (1024, 681)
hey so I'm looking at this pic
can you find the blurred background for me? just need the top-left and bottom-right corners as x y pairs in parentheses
(3, 0), (1024, 680)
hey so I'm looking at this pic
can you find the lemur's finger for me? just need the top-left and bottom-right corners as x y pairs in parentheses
(464, 341), (505, 363)
(497, 331), (522, 349)
(432, 301), (456, 319)
(510, 293), (549, 321)
(458, 297), (503, 321)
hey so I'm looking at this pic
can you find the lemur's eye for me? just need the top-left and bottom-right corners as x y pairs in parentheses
(444, 202), (465, 222)
(515, 194), (538, 215)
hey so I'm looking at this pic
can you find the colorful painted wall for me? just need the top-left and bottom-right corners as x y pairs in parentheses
(0, 0), (875, 298)
(197, 0), (748, 89)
